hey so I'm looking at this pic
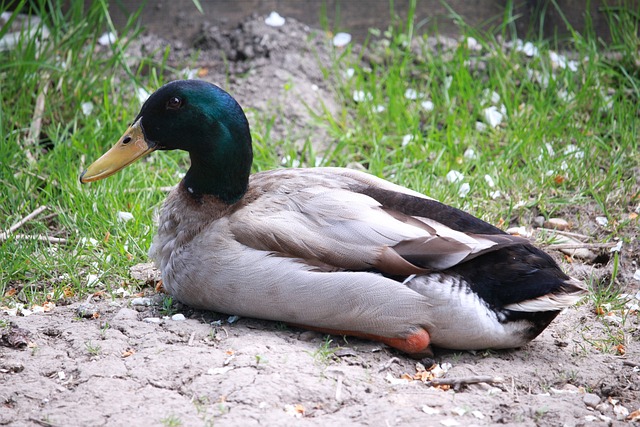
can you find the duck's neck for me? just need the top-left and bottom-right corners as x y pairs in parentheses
(183, 148), (251, 204)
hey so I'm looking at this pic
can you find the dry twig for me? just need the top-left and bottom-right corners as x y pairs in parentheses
(546, 242), (618, 250)
(429, 375), (503, 388)
(0, 205), (48, 242)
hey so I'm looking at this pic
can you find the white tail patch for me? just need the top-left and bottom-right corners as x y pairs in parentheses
(504, 291), (585, 312)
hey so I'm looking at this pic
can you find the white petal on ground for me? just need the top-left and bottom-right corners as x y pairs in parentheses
(352, 90), (372, 103)
(484, 174), (495, 187)
(490, 190), (502, 199)
(98, 31), (116, 46)
(402, 135), (414, 147)
(609, 241), (622, 253)
(421, 406), (440, 415)
(458, 183), (470, 198)
(117, 211), (134, 222)
(86, 274), (100, 286)
(421, 100), (434, 111)
(373, 104), (385, 113)
(446, 170), (464, 183)
(81, 102), (94, 116)
(564, 144), (584, 159)
(475, 121), (487, 132)
(463, 148), (477, 160)
(595, 216), (609, 227)
(440, 419), (460, 427)
(482, 106), (504, 127)
(466, 36), (481, 51)
(264, 11), (285, 27)
(404, 88), (424, 100)
(344, 68), (355, 78)
(333, 32), (352, 47)
(482, 89), (501, 105)
(518, 41), (539, 57)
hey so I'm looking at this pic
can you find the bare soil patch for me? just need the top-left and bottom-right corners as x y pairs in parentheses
(2, 15), (639, 427)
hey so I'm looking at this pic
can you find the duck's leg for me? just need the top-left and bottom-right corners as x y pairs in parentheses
(289, 323), (433, 358)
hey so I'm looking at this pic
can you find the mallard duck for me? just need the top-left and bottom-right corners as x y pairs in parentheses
(80, 80), (586, 356)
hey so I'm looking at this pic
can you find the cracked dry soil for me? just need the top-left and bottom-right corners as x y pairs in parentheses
(2, 14), (639, 427)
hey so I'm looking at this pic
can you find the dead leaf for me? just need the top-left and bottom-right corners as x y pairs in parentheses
(197, 68), (209, 77)
(122, 349), (135, 358)
(4, 288), (17, 297)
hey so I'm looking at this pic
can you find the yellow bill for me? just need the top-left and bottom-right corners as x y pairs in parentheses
(80, 119), (155, 183)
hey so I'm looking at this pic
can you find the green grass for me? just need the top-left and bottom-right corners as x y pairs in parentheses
(1, 0), (638, 314)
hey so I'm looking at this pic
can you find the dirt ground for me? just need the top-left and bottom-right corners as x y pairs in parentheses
(2, 14), (639, 427)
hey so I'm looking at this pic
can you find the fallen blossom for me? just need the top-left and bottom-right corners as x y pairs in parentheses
(352, 90), (372, 103)
(81, 102), (94, 116)
(402, 135), (414, 147)
(86, 274), (100, 287)
(563, 144), (584, 159)
(264, 11), (285, 27)
(482, 105), (505, 128)
(98, 31), (116, 46)
(595, 216), (609, 227)
(117, 211), (134, 222)
(490, 190), (502, 199)
(446, 170), (464, 183)
(421, 100), (434, 112)
(458, 183), (470, 198)
(609, 241), (622, 252)
(518, 41), (539, 57)
(332, 32), (351, 47)
(482, 89), (501, 105)
(464, 148), (477, 160)
(466, 36), (481, 51)
(404, 88), (424, 100)
(373, 104), (385, 113)
(484, 174), (495, 187)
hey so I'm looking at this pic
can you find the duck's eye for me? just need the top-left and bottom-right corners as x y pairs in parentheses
(166, 96), (182, 110)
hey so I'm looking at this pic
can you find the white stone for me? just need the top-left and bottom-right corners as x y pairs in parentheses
(264, 11), (285, 27)
(333, 32), (351, 47)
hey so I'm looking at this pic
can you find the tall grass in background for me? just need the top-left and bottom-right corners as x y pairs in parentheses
(0, 0), (638, 309)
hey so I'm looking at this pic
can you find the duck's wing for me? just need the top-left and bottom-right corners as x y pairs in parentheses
(230, 168), (527, 276)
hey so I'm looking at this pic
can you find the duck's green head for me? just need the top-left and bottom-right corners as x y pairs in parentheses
(80, 80), (253, 203)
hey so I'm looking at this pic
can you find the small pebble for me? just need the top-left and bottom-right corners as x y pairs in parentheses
(533, 216), (545, 228)
(143, 317), (161, 324)
(264, 11), (285, 27)
(583, 393), (601, 408)
(595, 402), (611, 413)
(298, 331), (320, 342)
(76, 303), (98, 319)
(171, 313), (186, 321)
(544, 218), (570, 230)
(131, 297), (152, 306)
